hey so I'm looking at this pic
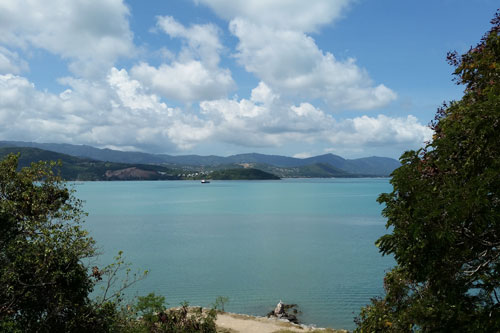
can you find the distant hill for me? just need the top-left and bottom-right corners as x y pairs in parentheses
(253, 162), (354, 178)
(228, 153), (399, 176)
(0, 147), (180, 181)
(303, 154), (400, 176)
(209, 168), (280, 180)
(0, 147), (280, 181)
(0, 141), (169, 164)
(224, 153), (302, 167)
(0, 141), (400, 176)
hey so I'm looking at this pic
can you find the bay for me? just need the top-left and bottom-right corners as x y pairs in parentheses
(75, 178), (394, 330)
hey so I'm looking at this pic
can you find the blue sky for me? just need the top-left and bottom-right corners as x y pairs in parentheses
(0, 1), (497, 158)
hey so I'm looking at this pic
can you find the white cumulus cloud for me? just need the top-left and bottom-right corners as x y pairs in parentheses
(0, 70), (212, 151)
(229, 19), (396, 110)
(156, 15), (223, 68)
(131, 61), (234, 103)
(0, 74), (429, 155)
(0, 0), (134, 78)
(0, 46), (28, 74)
(199, 83), (427, 149)
(0, 1), (428, 157)
(130, 16), (235, 103)
(326, 114), (433, 147)
(194, 0), (396, 111)
(195, 0), (351, 32)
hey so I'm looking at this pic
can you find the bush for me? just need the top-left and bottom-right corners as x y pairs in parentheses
(0, 154), (218, 332)
(0, 154), (107, 331)
(119, 297), (217, 333)
(355, 11), (500, 332)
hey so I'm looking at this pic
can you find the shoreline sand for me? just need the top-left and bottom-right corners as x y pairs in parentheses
(215, 311), (349, 333)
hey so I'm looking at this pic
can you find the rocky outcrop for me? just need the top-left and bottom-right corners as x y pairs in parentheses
(268, 301), (300, 324)
(274, 301), (285, 316)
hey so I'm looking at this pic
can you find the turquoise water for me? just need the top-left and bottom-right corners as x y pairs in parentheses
(75, 178), (394, 330)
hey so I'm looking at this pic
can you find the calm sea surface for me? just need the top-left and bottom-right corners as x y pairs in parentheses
(75, 178), (394, 330)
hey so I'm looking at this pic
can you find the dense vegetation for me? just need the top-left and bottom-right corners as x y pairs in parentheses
(0, 154), (217, 332)
(258, 162), (366, 178)
(355, 12), (500, 332)
(0, 154), (111, 331)
(208, 168), (280, 180)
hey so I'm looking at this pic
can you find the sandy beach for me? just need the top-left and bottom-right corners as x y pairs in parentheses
(215, 311), (348, 333)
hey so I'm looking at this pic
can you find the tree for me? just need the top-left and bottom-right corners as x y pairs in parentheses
(0, 154), (219, 332)
(355, 11), (500, 332)
(0, 154), (113, 332)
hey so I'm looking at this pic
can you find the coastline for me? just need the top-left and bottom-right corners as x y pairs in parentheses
(163, 306), (350, 333)
(214, 311), (349, 333)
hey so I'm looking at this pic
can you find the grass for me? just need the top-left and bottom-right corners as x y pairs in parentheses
(216, 328), (238, 333)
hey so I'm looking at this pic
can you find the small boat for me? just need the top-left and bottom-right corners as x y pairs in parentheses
(201, 179), (210, 184)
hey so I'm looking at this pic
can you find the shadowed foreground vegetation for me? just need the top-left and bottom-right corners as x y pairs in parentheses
(0, 153), (218, 332)
(355, 11), (500, 332)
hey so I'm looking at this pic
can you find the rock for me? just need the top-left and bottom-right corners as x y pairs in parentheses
(268, 301), (301, 324)
(274, 300), (285, 316)
(284, 314), (299, 324)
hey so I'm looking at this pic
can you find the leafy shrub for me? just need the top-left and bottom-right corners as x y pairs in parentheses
(356, 11), (500, 332)
(0, 154), (218, 332)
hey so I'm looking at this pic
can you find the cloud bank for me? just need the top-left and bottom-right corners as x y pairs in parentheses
(0, 0), (432, 157)
(0, 73), (431, 154)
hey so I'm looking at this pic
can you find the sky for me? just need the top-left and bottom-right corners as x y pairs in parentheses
(0, 1), (498, 159)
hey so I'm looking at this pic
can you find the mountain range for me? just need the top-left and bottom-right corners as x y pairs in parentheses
(0, 140), (400, 177)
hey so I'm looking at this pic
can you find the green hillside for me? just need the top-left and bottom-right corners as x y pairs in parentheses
(0, 145), (387, 179)
(255, 162), (356, 178)
(208, 168), (280, 180)
(0, 147), (281, 181)
(0, 141), (399, 176)
(0, 147), (178, 181)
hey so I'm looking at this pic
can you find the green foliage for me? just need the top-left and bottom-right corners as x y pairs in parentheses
(212, 296), (229, 312)
(356, 11), (500, 332)
(118, 298), (217, 333)
(259, 162), (354, 178)
(0, 153), (217, 332)
(155, 304), (217, 333)
(135, 293), (167, 325)
(208, 168), (280, 180)
(95, 251), (149, 307)
(0, 153), (111, 331)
